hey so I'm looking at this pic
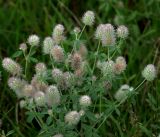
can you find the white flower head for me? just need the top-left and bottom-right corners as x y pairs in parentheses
(82, 10), (95, 26)
(142, 64), (156, 81)
(27, 34), (40, 46)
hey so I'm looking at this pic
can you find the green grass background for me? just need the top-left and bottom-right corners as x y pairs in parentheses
(0, 0), (160, 136)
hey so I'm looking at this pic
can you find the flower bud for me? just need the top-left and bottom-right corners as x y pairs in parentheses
(142, 64), (156, 81)
(73, 27), (81, 35)
(27, 34), (40, 46)
(115, 84), (133, 102)
(79, 95), (92, 108)
(52, 24), (65, 44)
(8, 77), (27, 98)
(19, 100), (27, 108)
(34, 91), (46, 107)
(43, 37), (54, 54)
(19, 43), (27, 51)
(82, 11), (95, 26)
(65, 111), (80, 125)
(45, 85), (60, 107)
(79, 110), (85, 116)
(117, 25), (128, 39)
(114, 56), (127, 74)
(2, 58), (22, 75)
(51, 45), (64, 62)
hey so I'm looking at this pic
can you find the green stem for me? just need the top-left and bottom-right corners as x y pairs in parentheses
(78, 25), (86, 40)
(134, 79), (146, 91)
(24, 46), (33, 78)
(92, 41), (101, 74)
(108, 46), (110, 61)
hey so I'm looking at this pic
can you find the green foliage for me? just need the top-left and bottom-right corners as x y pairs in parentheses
(0, 0), (160, 137)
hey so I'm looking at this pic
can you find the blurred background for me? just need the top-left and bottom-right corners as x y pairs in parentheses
(0, 0), (160, 136)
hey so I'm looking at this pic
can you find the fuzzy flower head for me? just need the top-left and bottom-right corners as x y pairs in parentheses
(142, 64), (156, 81)
(65, 111), (80, 125)
(78, 44), (88, 58)
(117, 25), (129, 39)
(79, 95), (92, 108)
(34, 91), (46, 107)
(31, 75), (48, 91)
(19, 100), (27, 108)
(19, 43), (27, 52)
(52, 68), (63, 83)
(60, 72), (75, 90)
(114, 56), (127, 74)
(51, 45), (64, 62)
(95, 24), (106, 40)
(71, 53), (82, 70)
(45, 85), (60, 107)
(100, 60), (115, 77)
(52, 24), (65, 44)
(82, 10), (95, 26)
(2, 58), (22, 75)
(52, 134), (63, 137)
(115, 84), (133, 102)
(27, 34), (40, 46)
(35, 62), (47, 75)
(43, 37), (54, 54)
(101, 24), (116, 46)
(8, 77), (26, 98)
(23, 84), (35, 97)
(73, 27), (81, 35)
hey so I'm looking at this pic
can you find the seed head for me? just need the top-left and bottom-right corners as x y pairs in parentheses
(117, 25), (129, 39)
(71, 53), (82, 70)
(142, 64), (156, 81)
(45, 85), (60, 107)
(115, 84), (133, 102)
(27, 34), (40, 46)
(19, 43), (27, 51)
(34, 91), (46, 107)
(8, 77), (26, 98)
(2, 58), (22, 75)
(51, 45), (64, 62)
(52, 24), (65, 44)
(114, 56), (127, 74)
(82, 10), (95, 26)
(43, 37), (54, 54)
(65, 111), (80, 125)
(79, 95), (92, 108)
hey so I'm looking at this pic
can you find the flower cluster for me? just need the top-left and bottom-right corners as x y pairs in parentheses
(2, 10), (157, 136)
